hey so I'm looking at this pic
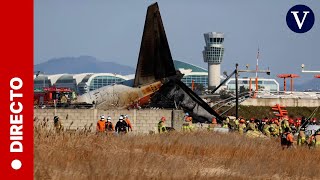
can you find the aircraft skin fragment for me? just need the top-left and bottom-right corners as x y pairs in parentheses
(77, 81), (162, 109)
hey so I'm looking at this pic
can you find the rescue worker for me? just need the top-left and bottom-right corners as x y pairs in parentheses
(297, 127), (306, 146)
(247, 118), (258, 132)
(105, 116), (115, 135)
(222, 117), (230, 128)
(53, 116), (64, 133)
(224, 116), (230, 128)
(124, 115), (133, 132)
(158, 117), (167, 134)
(288, 118), (297, 133)
(60, 95), (68, 104)
(238, 118), (246, 135)
(234, 118), (239, 130)
(182, 113), (193, 132)
(296, 118), (302, 128)
(115, 116), (128, 135)
(207, 117), (217, 131)
(308, 130), (320, 148)
(263, 119), (271, 138)
(281, 127), (294, 149)
(281, 116), (291, 133)
(96, 115), (106, 133)
(270, 119), (280, 137)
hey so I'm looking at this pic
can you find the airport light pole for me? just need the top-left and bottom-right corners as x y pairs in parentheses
(235, 64), (239, 119)
(301, 64), (320, 73)
(235, 64), (271, 120)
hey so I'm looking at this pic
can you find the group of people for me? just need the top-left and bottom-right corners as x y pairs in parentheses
(96, 114), (133, 135)
(52, 111), (320, 148)
(208, 115), (320, 148)
(158, 113), (193, 134)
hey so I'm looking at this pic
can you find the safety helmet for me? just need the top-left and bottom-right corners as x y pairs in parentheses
(212, 118), (217, 124)
(185, 113), (189, 116)
(271, 118), (276, 123)
(239, 119), (245, 123)
(288, 118), (294, 124)
(107, 116), (111, 120)
(119, 116), (124, 120)
(124, 115), (128, 118)
(161, 116), (166, 121)
(100, 115), (105, 120)
(250, 118), (255, 121)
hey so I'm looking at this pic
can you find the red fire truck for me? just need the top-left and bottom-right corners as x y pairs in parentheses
(34, 87), (75, 107)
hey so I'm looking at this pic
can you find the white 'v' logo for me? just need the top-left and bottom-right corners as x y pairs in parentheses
(290, 11), (310, 29)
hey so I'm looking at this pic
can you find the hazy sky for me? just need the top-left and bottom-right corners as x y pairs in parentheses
(34, 0), (319, 84)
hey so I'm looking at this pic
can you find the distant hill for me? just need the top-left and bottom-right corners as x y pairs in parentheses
(34, 56), (135, 75)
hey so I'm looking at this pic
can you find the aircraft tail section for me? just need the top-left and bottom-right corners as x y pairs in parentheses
(133, 3), (177, 87)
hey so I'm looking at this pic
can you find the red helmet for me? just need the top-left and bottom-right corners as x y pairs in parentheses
(240, 119), (245, 123)
(212, 118), (217, 124)
(250, 118), (255, 121)
(161, 117), (166, 121)
(288, 118), (294, 124)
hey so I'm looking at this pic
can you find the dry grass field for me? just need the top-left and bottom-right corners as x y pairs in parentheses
(35, 124), (320, 180)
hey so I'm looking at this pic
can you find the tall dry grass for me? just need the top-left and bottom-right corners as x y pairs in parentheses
(35, 122), (320, 180)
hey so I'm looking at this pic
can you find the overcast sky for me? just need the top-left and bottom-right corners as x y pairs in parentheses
(34, 0), (319, 84)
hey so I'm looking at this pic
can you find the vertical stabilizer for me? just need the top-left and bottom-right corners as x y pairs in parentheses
(133, 3), (177, 87)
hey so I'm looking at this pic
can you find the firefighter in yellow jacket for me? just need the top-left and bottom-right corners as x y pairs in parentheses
(54, 116), (64, 133)
(158, 117), (167, 134)
(238, 118), (246, 135)
(182, 113), (193, 132)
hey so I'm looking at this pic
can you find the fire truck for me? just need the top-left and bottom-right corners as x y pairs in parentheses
(34, 87), (75, 107)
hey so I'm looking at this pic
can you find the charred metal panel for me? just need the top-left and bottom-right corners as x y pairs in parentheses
(133, 3), (177, 87)
(150, 79), (223, 123)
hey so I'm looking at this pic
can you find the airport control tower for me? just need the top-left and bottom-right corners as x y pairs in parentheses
(202, 32), (224, 90)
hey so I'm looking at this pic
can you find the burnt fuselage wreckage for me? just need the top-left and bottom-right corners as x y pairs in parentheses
(77, 3), (222, 123)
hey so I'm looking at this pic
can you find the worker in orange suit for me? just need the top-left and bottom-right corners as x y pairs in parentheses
(124, 115), (133, 132)
(96, 115), (106, 133)
(281, 127), (294, 149)
(208, 117), (217, 131)
(105, 116), (115, 135)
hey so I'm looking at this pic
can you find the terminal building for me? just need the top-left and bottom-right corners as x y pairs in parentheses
(34, 60), (279, 94)
(225, 77), (280, 92)
(34, 60), (211, 94)
(34, 73), (129, 94)
(173, 60), (209, 88)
